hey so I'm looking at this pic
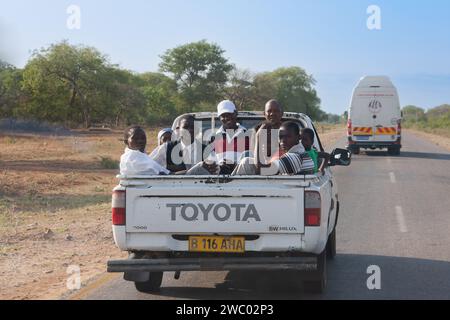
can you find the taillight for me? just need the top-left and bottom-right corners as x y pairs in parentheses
(347, 119), (352, 136)
(397, 120), (401, 135)
(112, 190), (126, 225)
(305, 191), (321, 227)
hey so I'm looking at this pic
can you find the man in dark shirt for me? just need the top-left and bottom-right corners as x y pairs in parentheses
(150, 114), (216, 174)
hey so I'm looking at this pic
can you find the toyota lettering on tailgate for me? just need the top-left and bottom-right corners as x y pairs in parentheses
(166, 203), (261, 222)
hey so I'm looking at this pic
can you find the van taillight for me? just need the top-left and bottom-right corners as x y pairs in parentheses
(397, 120), (402, 135)
(305, 191), (321, 227)
(347, 119), (352, 136)
(112, 190), (126, 225)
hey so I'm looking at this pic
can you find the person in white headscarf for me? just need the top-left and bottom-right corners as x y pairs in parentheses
(157, 128), (173, 146)
(120, 126), (170, 176)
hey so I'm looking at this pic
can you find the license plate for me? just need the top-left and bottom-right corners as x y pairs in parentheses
(355, 136), (370, 140)
(189, 236), (245, 253)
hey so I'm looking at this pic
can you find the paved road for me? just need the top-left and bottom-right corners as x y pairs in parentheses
(80, 132), (450, 300)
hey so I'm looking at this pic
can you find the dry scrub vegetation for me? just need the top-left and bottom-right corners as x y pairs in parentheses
(0, 129), (161, 299)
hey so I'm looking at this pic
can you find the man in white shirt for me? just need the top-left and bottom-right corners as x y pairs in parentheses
(120, 126), (169, 176)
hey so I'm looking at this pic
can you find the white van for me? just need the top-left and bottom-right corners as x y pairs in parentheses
(346, 76), (402, 155)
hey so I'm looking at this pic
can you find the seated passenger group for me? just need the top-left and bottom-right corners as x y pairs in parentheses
(119, 99), (329, 176)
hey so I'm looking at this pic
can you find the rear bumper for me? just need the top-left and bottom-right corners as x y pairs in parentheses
(107, 256), (318, 272)
(347, 137), (401, 149)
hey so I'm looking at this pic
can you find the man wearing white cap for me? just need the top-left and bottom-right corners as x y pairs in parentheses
(212, 100), (249, 174)
(186, 100), (249, 175)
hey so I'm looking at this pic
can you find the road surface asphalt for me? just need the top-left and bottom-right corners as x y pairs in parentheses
(76, 132), (450, 300)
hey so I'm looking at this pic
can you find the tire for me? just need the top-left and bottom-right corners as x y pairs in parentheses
(303, 250), (327, 294)
(326, 228), (337, 259)
(352, 147), (360, 155)
(388, 146), (400, 156)
(134, 272), (163, 293)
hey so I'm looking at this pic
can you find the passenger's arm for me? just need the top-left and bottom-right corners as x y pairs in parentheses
(255, 125), (272, 171)
(317, 151), (330, 173)
(149, 144), (168, 168)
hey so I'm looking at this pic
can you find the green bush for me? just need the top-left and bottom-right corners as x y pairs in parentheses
(99, 156), (119, 169)
(402, 104), (450, 134)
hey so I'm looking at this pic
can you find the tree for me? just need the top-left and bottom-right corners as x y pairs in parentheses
(402, 105), (426, 123)
(141, 86), (176, 124)
(135, 72), (179, 123)
(425, 104), (450, 129)
(343, 111), (349, 121)
(21, 41), (115, 127)
(159, 40), (233, 111)
(426, 104), (450, 119)
(324, 113), (342, 124)
(222, 68), (254, 110)
(108, 69), (146, 127)
(0, 60), (12, 71)
(0, 62), (25, 118)
(251, 67), (322, 119)
(138, 72), (177, 93)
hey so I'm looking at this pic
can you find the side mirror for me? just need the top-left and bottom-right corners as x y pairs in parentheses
(329, 148), (352, 166)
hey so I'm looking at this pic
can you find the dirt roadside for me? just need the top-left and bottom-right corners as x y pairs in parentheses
(0, 130), (139, 300)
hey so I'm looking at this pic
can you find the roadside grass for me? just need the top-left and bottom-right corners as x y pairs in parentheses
(99, 156), (119, 170)
(5, 136), (17, 144)
(403, 123), (450, 139)
(2, 194), (111, 214)
(314, 123), (345, 134)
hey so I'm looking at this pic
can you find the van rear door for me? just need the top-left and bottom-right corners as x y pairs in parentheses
(351, 86), (400, 143)
(370, 87), (400, 142)
(350, 88), (375, 142)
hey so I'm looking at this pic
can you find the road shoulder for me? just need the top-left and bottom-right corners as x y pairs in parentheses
(404, 129), (450, 152)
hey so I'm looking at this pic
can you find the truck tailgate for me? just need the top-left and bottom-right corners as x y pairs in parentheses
(125, 181), (305, 234)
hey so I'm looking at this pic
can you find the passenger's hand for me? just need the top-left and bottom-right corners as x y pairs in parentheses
(202, 161), (218, 174)
(219, 162), (235, 175)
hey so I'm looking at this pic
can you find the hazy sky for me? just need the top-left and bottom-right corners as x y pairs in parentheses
(1, 0), (449, 114)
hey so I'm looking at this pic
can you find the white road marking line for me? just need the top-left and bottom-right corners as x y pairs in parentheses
(389, 172), (396, 183)
(395, 206), (408, 233)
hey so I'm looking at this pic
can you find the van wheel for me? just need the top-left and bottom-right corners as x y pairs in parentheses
(134, 272), (163, 293)
(303, 250), (327, 294)
(326, 228), (337, 259)
(388, 147), (400, 156)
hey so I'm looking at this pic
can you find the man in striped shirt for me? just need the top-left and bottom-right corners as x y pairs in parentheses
(233, 121), (315, 176)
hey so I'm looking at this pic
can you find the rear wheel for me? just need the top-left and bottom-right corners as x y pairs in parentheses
(351, 147), (360, 155)
(303, 250), (327, 294)
(326, 228), (337, 259)
(134, 272), (163, 293)
(388, 146), (400, 156)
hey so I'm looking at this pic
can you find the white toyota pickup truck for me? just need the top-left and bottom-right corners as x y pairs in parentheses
(107, 112), (351, 294)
